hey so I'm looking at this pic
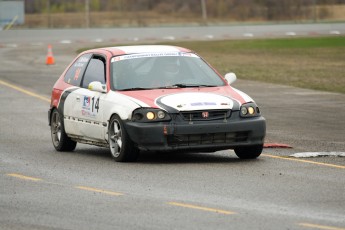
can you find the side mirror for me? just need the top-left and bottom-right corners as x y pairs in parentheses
(88, 81), (107, 93)
(224, 72), (237, 85)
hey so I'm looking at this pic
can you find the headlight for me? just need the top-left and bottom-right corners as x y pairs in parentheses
(132, 108), (171, 122)
(240, 107), (248, 115)
(146, 112), (155, 120)
(157, 110), (166, 119)
(248, 106), (255, 115)
(240, 103), (261, 117)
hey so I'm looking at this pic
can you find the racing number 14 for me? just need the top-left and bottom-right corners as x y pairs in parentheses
(92, 97), (100, 113)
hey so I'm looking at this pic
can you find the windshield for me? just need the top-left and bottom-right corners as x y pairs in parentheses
(111, 52), (225, 90)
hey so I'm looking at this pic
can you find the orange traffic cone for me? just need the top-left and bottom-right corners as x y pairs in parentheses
(46, 44), (55, 65)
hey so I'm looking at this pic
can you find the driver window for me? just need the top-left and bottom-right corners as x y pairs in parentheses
(82, 56), (105, 89)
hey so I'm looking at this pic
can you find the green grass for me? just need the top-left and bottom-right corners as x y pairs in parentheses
(162, 36), (345, 94)
(186, 36), (345, 50)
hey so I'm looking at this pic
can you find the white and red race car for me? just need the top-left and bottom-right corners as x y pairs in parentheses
(49, 45), (266, 162)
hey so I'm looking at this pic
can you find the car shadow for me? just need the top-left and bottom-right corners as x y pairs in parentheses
(138, 151), (259, 164)
(67, 145), (261, 164)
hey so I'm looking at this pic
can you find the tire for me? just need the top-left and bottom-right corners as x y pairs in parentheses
(50, 109), (77, 151)
(234, 144), (263, 159)
(108, 115), (139, 162)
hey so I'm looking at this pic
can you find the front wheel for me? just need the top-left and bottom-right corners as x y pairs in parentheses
(108, 115), (139, 162)
(234, 144), (263, 159)
(50, 109), (77, 151)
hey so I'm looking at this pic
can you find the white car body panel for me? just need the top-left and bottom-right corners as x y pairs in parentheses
(232, 88), (254, 103)
(64, 89), (144, 141)
(63, 88), (104, 140)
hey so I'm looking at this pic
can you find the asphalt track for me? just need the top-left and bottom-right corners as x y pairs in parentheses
(0, 24), (345, 230)
(1, 23), (345, 45)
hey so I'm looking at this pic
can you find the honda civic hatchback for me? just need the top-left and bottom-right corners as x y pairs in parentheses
(48, 45), (266, 162)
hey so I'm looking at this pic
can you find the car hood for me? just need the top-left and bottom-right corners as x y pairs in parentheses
(118, 87), (253, 112)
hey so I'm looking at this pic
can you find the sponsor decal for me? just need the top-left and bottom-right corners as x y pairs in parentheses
(111, 52), (199, 62)
(73, 56), (90, 68)
(82, 96), (100, 117)
(83, 96), (91, 108)
(113, 57), (121, 62)
(74, 68), (81, 80)
(82, 109), (93, 117)
(74, 62), (84, 67)
(191, 102), (217, 106)
(78, 56), (90, 63)
(181, 53), (193, 57)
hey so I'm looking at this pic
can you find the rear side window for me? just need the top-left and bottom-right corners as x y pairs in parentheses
(81, 57), (106, 88)
(64, 53), (92, 86)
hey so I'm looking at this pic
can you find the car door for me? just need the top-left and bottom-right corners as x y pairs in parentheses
(62, 53), (92, 137)
(65, 54), (107, 141)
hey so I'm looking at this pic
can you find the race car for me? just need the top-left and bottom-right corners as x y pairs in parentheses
(48, 45), (266, 162)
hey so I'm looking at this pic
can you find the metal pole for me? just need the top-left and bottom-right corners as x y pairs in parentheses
(47, 0), (50, 28)
(85, 0), (90, 28)
(313, 0), (317, 23)
(201, 0), (207, 21)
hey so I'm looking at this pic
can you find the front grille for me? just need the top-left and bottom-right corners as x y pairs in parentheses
(180, 110), (231, 121)
(167, 131), (249, 147)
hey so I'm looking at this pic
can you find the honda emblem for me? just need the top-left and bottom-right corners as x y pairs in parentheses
(201, 111), (209, 118)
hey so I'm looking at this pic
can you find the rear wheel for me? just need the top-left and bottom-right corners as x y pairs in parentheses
(108, 115), (139, 162)
(234, 144), (263, 159)
(50, 109), (77, 151)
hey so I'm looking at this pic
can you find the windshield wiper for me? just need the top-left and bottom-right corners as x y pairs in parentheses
(120, 84), (219, 90)
(196, 84), (219, 87)
(119, 87), (153, 91)
(162, 84), (218, 88)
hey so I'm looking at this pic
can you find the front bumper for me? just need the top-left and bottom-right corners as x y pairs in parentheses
(124, 112), (266, 151)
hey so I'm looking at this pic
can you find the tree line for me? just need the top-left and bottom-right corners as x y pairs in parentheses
(25, 0), (345, 21)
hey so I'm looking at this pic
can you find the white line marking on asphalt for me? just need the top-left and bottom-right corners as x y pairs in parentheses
(5, 43), (18, 48)
(128, 37), (140, 41)
(286, 32), (296, 36)
(243, 33), (254, 37)
(163, 36), (176, 40)
(290, 152), (345, 158)
(329, 30), (341, 35)
(60, 40), (72, 44)
(94, 38), (103, 43)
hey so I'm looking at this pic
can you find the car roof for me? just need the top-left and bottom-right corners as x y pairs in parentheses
(87, 45), (193, 56)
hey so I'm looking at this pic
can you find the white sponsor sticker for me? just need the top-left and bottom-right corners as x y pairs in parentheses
(111, 52), (199, 62)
